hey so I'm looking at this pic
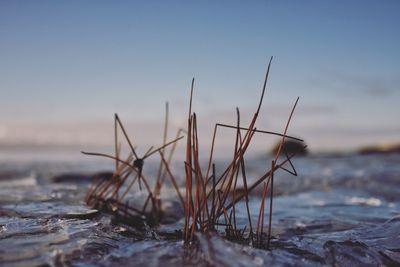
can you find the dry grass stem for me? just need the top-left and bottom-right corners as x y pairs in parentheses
(83, 59), (303, 247)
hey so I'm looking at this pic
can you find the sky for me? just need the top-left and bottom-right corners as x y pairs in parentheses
(0, 0), (399, 157)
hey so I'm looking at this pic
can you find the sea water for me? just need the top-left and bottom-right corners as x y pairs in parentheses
(0, 153), (399, 266)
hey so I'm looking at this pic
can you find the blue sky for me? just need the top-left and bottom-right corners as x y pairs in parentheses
(0, 0), (399, 154)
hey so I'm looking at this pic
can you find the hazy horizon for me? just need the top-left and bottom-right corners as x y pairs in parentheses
(1, 1), (399, 157)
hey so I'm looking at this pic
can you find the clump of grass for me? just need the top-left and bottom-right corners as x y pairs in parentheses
(83, 57), (305, 247)
(182, 58), (303, 247)
(82, 106), (184, 226)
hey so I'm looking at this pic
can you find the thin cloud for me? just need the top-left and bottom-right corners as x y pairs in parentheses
(301, 124), (400, 136)
(318, 72), (400, 98)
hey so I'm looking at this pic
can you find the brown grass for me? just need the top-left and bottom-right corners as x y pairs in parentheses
(82, 57), (304, 247)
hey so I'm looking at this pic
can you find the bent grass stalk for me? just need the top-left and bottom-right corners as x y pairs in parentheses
(82, 58), (303, 247)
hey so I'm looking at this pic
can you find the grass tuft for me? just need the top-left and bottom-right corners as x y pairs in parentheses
(82, 58), (304, 246)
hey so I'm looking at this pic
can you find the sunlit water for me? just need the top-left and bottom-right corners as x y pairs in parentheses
(0, 153), (399, 266)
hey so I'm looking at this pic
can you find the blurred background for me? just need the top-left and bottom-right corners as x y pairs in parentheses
(1, 0), (399, 162)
